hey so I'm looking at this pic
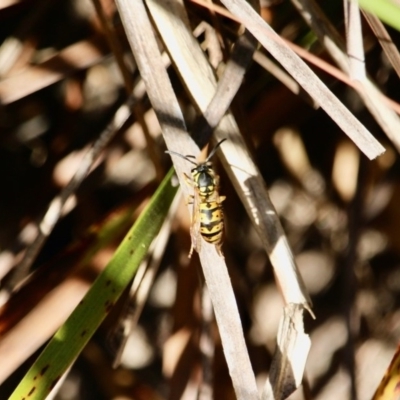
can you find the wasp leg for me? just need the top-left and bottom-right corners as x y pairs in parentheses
(185, 195), (194, 206)
(186, 192), (197, 258)
(181, 173), (201, 258)
(188, 243), (195, 258)
(219, 195), (226, 202)
(186, 203), (196, 258)
(182, 173), (194, 205)
(189, 219), (202, 258)
(183, 173), (195, 187)
(215, 243), (224, 258)
(215, 174), (220, 188)
(188, 230), (201, 258)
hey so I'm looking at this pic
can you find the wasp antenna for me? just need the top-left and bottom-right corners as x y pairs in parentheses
(165, 150), (198, 166)
(205, 138), (227, 162)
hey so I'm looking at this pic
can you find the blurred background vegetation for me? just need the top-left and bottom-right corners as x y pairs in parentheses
(1, 0), (400, 399)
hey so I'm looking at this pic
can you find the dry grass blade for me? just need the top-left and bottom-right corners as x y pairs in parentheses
(190, 0), (258, 148)
(292, 0), (400, 153)
(362, 10), (400, 79)
(264, 306), (310, 400)
(219, 0), (384, 160)
(262, 304), (311, 400)
(114, 1), (259, 398)
(192, 28), (258, 148)
(146, 0), (311, 307)
(198, 285), (215, 400)
(147, 0), (313, 394)
(252, 51), (318, 108)
(344, 0), (366, 80)
(192, 0), (400, 116)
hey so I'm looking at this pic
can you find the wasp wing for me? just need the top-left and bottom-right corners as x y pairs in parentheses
(183, 172), (202, 258)
(189, 187), (202, 258)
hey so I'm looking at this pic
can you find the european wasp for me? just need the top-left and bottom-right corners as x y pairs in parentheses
(166, 139), (226, 258)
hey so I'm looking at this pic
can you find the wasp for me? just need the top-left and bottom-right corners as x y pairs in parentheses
(166, 139), (226, 258)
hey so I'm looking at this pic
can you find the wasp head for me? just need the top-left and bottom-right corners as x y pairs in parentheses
(165, 139), (226, 198)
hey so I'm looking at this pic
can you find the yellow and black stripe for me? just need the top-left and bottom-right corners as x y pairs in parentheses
(199, 201), (224, 247)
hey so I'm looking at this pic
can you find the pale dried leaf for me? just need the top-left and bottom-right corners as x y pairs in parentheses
(0, 37), (108, 104)
(262, 304), (311, 400)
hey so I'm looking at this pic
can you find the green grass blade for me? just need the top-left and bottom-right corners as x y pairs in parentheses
(359, 0), (400, 31)
(9, 168), (177, 400)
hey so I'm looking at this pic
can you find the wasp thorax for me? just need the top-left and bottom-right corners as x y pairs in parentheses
(193, 166), (215, 197)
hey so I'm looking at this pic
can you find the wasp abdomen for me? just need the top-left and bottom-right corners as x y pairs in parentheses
(199, 201), (224, 245)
